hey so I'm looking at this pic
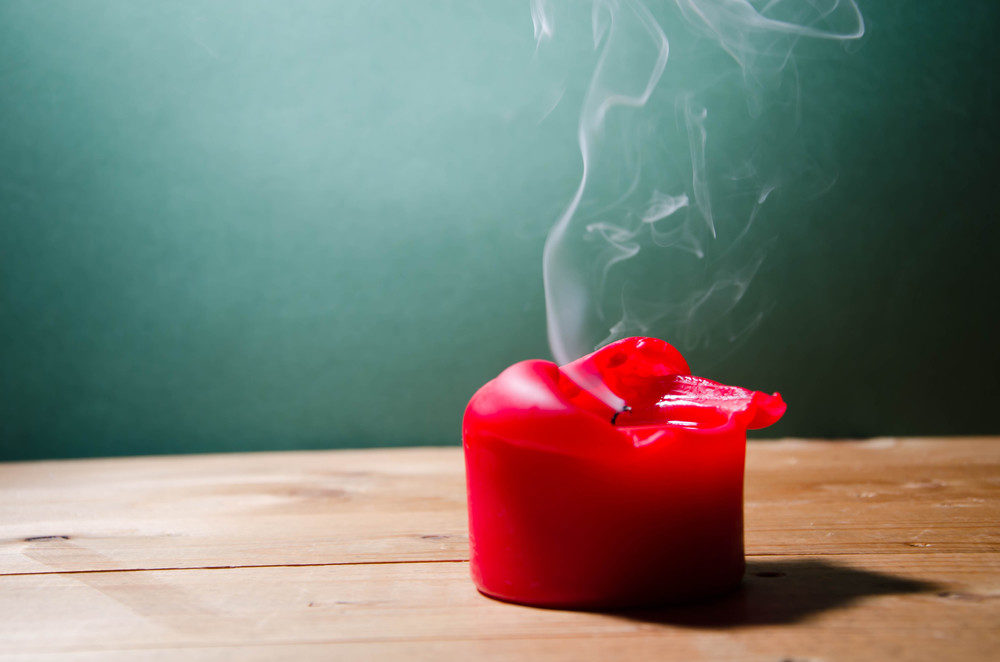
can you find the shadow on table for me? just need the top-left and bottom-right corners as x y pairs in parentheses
(615, 558), (939, 629)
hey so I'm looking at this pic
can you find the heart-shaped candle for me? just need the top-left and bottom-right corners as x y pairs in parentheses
(462, 336), (785, 608)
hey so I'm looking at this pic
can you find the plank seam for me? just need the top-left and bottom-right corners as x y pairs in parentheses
(0, 558), (469, 577)
(4, 548), (999, 577)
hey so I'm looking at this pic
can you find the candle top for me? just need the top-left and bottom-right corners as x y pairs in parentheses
(465, 337), (785, 454)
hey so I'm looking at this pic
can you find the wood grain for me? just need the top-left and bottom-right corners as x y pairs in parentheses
(0, 554), (997, 660)
(0, 447), (470, 575)
(1, 438), (998, 660)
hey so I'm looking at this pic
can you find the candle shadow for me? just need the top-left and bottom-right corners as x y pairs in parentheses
(611, 558), (939, 629)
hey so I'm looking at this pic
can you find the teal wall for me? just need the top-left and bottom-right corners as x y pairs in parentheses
(2, 1), (998, 460)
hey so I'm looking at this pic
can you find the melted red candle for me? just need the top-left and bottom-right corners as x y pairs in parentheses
(462, 336), (785, 608)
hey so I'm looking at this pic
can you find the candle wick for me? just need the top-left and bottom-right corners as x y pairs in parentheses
(611, 406), (631, 425)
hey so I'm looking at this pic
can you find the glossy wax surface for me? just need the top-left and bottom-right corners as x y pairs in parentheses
(462, 337), (785, 608)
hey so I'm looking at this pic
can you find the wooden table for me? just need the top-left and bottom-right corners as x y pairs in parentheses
(1, 438), (998, 660)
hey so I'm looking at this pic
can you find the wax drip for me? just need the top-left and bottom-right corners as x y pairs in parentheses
(611, 406), (631, 425)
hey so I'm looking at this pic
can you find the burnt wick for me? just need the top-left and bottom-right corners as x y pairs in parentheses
(611, 406), (631, 425)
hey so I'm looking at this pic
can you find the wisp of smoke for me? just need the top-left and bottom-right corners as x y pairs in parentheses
(533, 0), (864, 389)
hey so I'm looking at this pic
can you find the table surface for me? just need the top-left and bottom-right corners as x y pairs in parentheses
(1, 438), (998, 661)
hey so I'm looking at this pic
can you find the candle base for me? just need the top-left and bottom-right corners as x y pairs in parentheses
(464, 429), (748, 611)
(473, 563), (745, 611)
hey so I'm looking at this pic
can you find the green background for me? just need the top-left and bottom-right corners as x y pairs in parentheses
(2, 1), (998, 460)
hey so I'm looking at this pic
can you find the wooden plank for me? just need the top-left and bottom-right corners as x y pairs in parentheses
(2, 439), (998, 575)
(0, 553), (997, 660)
(744, 437), (1000, 555)
(2, 633), (998, 662)
(0, 448), (469, 574)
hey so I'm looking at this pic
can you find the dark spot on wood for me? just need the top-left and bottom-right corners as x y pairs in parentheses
(420, 534), (449, 540)
(24, 535), (70, 542)
(308, 602), (317, 607)
(937, 591), (994, 602)
(285, 486), (348, 500)
(754, 571), (786, 578)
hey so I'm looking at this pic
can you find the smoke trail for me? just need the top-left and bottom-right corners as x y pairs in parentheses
(541, 0), (669, 368)
(535, 0), (864, 369)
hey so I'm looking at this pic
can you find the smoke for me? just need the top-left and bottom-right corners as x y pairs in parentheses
(533, 0), (865, 367)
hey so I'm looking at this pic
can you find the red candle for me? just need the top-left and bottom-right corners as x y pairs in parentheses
(462, 336), (785, 609)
